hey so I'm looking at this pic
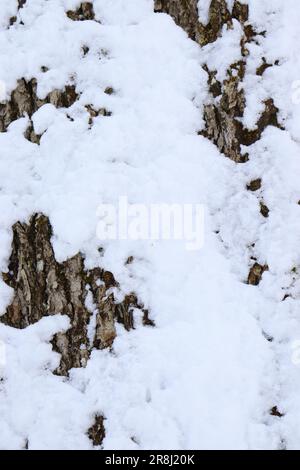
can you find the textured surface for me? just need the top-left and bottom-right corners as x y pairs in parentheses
(1, 214), (147, 377)
(1, 0), (300, 451)
(156, 0), (282, 163)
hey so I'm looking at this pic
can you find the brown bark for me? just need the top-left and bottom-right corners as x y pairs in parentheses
(154, 1), (248, 46)
(248, 263), (269, 286)
(154, 0), (200, 42)
(1, 1), (282, 446)
(1, 214), (151, 377)
(155, 0), (282, 163)
(0, 78), (78, 142)
(66, 3), (95, 21)
(88, 415), (106, 446)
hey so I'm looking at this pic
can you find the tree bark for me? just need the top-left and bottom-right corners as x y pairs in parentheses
(155, 0), (282, 163)
(1, 214), (149, 377)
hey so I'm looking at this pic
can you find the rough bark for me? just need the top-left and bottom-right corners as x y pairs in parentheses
(66, 3), (95, 21)
(247, 263), (269, 286)
(1, 214), (150, 377)
(88, 415), (106, 446)
(154, 0), (201, 42)
(155, 0), (282, 163)
(154, 0), (247, 46)
(0, 78), (78, 142)
(247, 178), (262, 192)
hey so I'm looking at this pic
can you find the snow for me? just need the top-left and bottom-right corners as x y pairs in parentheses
(206, 0), (300, 451)
(198, 0), (211, 25)
(200, 20), (244, 83)
(0, 0), (299, 450)
(198, 0), (248, 25)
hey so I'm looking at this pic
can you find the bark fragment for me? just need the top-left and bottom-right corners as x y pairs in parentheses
(66, 3), (95, 21)
(104, 87), (114, 96)
(270, 406), (284, 418)
(154, 1), (248, 46)
(24, 121), (42, 144)
(248, 263), (269, 286)
(260, 202), (270, 219)
(88, 415), (106, 446)
(247, 178), (262, 192)
(154, 0), (200, 42)
(256, 58), (279, 77)
(85, 105), (112, 127)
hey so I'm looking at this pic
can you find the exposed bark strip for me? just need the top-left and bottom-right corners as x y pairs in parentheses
(1, 214), (151, 376)
(154, 0), (200, 42)
(155, 0), (283, 163)
(154, 1), (247, 46)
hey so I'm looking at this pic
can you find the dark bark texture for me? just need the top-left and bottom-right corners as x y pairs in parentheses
(0, 78), (78, 142)
(1, 214), (150, 377)
(66, 2), (95, 21)
(0, 1), (157, 447)
(155, 0), (282, 163)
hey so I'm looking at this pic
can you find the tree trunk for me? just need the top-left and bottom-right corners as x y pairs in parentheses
(0, 0), (284, 448)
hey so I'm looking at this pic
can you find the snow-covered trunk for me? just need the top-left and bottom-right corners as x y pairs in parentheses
(0, 2), (153, 446)
(0, 212), (150, 445)
(1, 0), (300, 450)
(0, 0), (278, 444)
(155, 0), (281, 163)
(154, 0), (292, 447)
(1, 213), (149, 377)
